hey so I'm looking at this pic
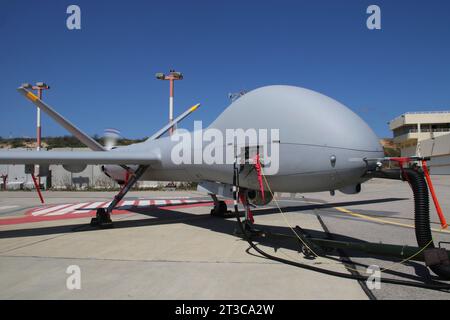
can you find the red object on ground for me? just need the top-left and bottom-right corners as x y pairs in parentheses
(422, 161), (448, 229)
(31, 173), (45, 204)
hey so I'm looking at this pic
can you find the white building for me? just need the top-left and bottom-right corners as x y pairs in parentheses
(417, 134), (450, 175)
(389, 111), (450, 174)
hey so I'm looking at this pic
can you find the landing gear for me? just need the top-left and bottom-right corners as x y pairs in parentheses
(211, 201), (229, 217)
(232, 189), (260, 236)
(210, 194), (231, 217)
(90, 208), (113, 229)
(90, 165), (149, 229)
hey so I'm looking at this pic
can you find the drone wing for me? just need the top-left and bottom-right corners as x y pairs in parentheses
(0, 150), (160, 165)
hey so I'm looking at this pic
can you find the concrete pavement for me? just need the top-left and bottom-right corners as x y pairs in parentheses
(0, 190), (367, 299)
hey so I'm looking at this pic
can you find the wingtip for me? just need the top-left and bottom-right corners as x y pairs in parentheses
(190, 103), (201, 112)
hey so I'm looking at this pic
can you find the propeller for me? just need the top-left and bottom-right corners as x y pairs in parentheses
(103, 128), (121, 150)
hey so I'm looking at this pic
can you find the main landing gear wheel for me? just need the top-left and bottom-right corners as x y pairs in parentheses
(210, 200), (231, 217)
(90, 208), (114, 229)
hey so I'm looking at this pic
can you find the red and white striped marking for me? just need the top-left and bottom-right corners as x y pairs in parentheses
(0, 198), (213, 225)
(28, 199), (209, 217)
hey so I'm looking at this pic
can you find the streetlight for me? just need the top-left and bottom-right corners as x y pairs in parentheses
(21, 82), (50, 187)
(155, 70), (183, 135)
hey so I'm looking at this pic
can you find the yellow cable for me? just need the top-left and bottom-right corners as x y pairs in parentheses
(334, 206), (450, 234)
(260, 171), (437, 274)
(261, 173), (320, 258)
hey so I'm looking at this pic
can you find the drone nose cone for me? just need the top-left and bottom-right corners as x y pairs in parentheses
(210, 85), (383, 154)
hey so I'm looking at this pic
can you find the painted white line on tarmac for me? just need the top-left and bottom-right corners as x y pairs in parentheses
(27, 198), (213, 217)
(120, 200), (135, 209)
(138, 200), (151, 206)
(71, 201), (104, 214)
(32, 204), (73, 216)
(102, 202), (112, 208)
(46, 203), (90, 216)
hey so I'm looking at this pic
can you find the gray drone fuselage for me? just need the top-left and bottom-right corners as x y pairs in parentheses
(106, 85), (384, 193)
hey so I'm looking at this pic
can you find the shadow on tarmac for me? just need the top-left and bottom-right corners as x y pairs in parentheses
(0, 196), (439, 283)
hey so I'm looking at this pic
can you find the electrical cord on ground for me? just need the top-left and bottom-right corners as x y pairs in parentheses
(262, 172), (435, 274)
(232, 162), (450, 292)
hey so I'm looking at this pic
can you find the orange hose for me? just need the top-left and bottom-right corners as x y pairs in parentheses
(422, 161), (448, 229)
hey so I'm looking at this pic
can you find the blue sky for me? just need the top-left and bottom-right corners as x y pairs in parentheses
(0, 0), (449, 139)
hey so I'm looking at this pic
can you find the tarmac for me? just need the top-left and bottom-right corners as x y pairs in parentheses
(0, 177), (450, 300)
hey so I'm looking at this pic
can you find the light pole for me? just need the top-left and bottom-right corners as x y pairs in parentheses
(155, 70), (183, 135)
(22, 82), (50, 187)
(34, 82), (50, 153)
